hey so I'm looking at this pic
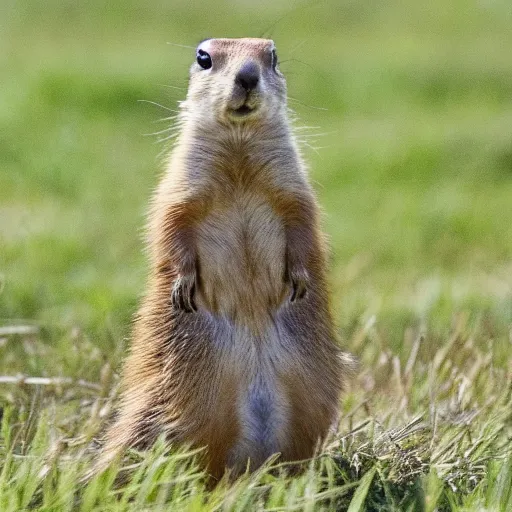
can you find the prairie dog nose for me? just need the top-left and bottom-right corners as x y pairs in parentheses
(235, 61), (260, 92)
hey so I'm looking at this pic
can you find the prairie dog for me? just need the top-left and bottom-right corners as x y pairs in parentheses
(99, 38), (347, 479)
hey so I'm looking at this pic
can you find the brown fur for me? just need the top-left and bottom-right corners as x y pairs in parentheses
(97, 38), (349, 480)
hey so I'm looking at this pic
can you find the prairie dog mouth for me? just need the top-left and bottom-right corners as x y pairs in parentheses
(231, 104), (256, 117)
(227, 93), (260, 119)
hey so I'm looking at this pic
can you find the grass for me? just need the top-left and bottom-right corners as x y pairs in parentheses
(1, 0), (512, 509)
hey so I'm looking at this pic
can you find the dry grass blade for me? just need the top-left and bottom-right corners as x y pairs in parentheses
(0, 375), (101, 392)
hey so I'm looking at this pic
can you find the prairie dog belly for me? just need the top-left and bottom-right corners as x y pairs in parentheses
(218, 320), (293, 472)
(196, 193), (287, 324)
(195, 194), (296, 471)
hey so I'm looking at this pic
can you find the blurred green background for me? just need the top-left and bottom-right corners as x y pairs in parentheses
(1, 0), (512, 376)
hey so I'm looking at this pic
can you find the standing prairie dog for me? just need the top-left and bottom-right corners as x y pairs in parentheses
(99, 38), (348, 479)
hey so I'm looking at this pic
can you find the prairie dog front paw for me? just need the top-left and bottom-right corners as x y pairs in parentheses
(171, 273), (197, 313)
(288, 266), (309, 302)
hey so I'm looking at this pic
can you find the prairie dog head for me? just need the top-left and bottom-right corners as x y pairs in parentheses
(185, 38), (287, 124)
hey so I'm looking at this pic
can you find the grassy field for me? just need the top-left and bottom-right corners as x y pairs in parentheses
(1, 0), (512, 509)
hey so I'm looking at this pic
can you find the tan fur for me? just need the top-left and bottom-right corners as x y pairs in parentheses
(98, 38), (349, 480)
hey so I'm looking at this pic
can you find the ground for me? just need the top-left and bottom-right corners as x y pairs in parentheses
(1, 0), (511, 510)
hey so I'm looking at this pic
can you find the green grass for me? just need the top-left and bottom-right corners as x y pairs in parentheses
(1, 0), (512, 509)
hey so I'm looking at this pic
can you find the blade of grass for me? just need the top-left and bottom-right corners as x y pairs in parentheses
(347, 466), (377, 512)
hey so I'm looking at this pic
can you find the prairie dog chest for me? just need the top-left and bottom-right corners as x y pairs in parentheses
(195, 190), (287, 317)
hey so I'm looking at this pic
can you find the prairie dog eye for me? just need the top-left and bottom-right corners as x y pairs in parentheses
(197, 49), (212, 70)
(271, 49), (278, 70)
